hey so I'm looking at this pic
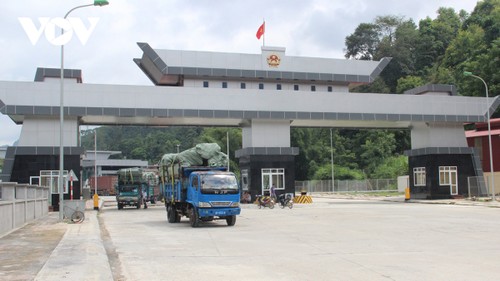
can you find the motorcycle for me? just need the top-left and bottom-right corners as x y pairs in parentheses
(256, 195), (275, 209)
(278, 194), (293, 209)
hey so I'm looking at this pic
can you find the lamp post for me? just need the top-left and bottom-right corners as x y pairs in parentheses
(93, 128), (99, 210)
(58, 0), (109, 221)
(330, 128), (335, 192)
(464, 71), (495, 201)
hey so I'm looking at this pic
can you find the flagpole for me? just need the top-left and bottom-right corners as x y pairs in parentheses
(263, 19), (265, 47)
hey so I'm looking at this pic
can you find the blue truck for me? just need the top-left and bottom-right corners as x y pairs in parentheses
(161, 166), (241, 227)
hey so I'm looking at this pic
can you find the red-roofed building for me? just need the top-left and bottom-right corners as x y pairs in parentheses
(466, 118), (500, 195)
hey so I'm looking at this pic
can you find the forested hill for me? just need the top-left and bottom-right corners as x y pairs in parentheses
(345, 0), (499, 97)
(80, 0), (498, 181)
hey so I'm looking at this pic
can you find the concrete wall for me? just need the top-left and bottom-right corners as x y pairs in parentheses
(18, 116), (79, 146)
(0, 182), (49, 237)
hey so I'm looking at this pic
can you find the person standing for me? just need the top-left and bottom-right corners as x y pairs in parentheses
(270, 184), (277, 201)
(142, 188), (148, 209)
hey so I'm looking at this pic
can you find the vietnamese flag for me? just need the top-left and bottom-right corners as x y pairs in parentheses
(256, 21), (265, 39)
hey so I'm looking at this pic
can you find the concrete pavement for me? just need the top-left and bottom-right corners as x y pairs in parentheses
(34, 209), (112, 281)
(0, 195), (499, 281)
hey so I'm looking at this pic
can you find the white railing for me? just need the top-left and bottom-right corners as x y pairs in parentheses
(295, 179), (398, 194)
(0, 182), (49, 237)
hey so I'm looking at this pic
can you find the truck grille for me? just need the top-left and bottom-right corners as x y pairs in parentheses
(210, 201), (231, 207)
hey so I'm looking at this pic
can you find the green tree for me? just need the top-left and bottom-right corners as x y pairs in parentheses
(415, 8), (462, 75)
(312, 164), (364, 180)
(357, 130), (397, 175)
(346, 16), (419, 92)
(439, 25), (488, 95)
(463, 0), (500, 44)
(371, 155), (409, 179)
(345, 23), (380, 60)
(396, 76), (425, 94)
(350, 77), (391, 93)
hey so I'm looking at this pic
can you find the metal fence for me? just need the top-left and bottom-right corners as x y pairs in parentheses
(295, 179), (398, 193)
(467, 176), (489, 198)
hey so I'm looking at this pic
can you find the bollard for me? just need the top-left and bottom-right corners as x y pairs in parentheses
(405, 187), (410, 201)
(93, 193), (99, 210)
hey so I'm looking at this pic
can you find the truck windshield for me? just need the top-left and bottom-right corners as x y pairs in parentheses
(118, 185), (139, 195)
(201, 174), (238, 194)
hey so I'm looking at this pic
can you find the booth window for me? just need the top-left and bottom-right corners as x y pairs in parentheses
(439, 166), (457, 185)
(413, 167), (426, 186)
(261, 168), (285, 195)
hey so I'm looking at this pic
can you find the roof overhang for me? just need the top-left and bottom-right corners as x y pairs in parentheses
(134, 42), (391, 87)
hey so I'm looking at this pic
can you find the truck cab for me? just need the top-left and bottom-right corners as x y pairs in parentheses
(116, 183), (141, 209)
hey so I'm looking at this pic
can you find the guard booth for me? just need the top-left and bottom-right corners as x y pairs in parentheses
(29, 170), (80, 211)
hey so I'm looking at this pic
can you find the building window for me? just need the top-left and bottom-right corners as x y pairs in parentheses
(259, 83), (264, 90)
(413, 167), (426, 186)
(261, 168), (285, 195)
(277, 84), (282, 90)
(203, 81), (209, 88)
(311, 85), (316, 92)
(439, 166), (457, 185)
(240, 82), (246, 89)
(328, 86), (333, 92)
(40, 170), (69, 194)
(222, 82), (228, 88)
(294, 85), (299, 91)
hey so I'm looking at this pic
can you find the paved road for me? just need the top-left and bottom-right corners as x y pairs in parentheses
(99, 198), (500, 281)
(0, 213), (66, 281)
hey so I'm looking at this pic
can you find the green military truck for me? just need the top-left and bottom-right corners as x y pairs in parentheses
(116, 168), (145, 209)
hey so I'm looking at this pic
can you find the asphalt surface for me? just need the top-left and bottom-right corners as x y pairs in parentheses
(0, 195), (499, 281)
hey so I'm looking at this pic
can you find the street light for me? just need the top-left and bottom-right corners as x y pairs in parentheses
(464, 71), (495, 201)
(330, 128), (335, 192)
(93, 128), (99, 210)
(59, 0), (109, 221)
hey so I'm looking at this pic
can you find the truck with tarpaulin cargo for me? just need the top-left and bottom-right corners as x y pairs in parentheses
(159, 143), (240, 227)
(116, 167), (158, 209)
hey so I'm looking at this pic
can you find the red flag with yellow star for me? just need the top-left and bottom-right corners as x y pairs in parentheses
(256, 21), (265, 39)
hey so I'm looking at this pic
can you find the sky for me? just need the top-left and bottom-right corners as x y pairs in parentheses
(0, 0), (480, 146)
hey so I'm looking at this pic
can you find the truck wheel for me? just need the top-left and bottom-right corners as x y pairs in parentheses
(226, 215), (236, 226)
(136, 203), (141, 209)
(167, 205), (176, 223)
(189, 208), (199, 227)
